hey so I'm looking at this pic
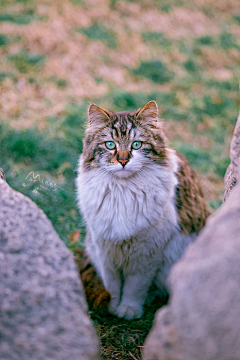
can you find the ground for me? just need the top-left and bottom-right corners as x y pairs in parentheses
(0, 0), (240, 358)
(90, 296), (168, 360)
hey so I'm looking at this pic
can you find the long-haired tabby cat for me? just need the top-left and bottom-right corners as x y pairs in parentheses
(76, 101), (209, 320)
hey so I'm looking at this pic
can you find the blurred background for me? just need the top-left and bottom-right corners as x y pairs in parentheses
(0, 0), (240, 247)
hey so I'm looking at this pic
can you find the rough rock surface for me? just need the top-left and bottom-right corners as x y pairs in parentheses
(0, 168), (5, 181)
(143, 114), (240, 360)
(0, 179), (100, 360)
(223, 111), (240, 201)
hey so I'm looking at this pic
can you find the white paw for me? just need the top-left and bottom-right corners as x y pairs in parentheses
(108, 299), (119, 315)
(115, 303), (143, 320)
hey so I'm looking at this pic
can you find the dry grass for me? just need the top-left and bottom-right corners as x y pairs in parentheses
(91, 296), (168, 360)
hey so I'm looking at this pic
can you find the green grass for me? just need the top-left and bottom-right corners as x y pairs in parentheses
(0, 1), (43, 25)
(208, 198), (222, 210)
(0, 72), (14, 82)
(130, 60), (174, 84)
(206, 78), (239, 91)
(141, 31), (171, 48)
(0, 11), (36, 25)
(184, 59), (199, 73)
(110, 90), (152, 110)
(173, 141), (230, 177)
(56, 78), (67, 87)
(77, 23), (118, 48)
(196, 35), (214, 45)
(0, 103), (88, 246)
(174, 143), (213, 172)
(0, 33), (9, 46)
(69, 0), (85, 5)
(8, 51), (45, 73)
(233, 14), (240, 24)
(219, 32), (240, 50)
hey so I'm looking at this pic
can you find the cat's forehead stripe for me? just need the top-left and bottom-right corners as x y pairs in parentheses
(111, 113), (135, 140)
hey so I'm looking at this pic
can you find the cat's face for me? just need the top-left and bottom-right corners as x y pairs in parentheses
(81, 101), (168, 178)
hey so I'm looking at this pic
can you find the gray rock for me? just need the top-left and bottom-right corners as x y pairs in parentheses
(143, 115), (240, 360)
(223, 164), (236, 202)
(0, 168), (5, 181)
(144, 186), (240, 360)
(223, 111), (240, 202)
(0, 179), (100, 360)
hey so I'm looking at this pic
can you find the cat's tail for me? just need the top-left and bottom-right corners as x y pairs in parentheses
(73, 248), (111, 313)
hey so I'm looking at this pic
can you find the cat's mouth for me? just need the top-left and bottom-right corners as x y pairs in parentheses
(113, 168), (134, 178)
(106, 159), (143, 178)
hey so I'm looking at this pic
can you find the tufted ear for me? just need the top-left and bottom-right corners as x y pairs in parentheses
(88, 103), (110, 125)
(135, 100), (158, 123)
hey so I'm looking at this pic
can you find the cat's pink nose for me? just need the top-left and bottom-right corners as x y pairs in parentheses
(118, 158), (129, 168)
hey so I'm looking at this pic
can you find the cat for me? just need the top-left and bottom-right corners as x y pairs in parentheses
(74, 248), (111, 312)
(76, 100), (209, 320)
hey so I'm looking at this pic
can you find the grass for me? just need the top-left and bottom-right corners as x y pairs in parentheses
(8, 51), (45, 73)
(233, 14), (240, 24)
(196, 35), (214, 46)
(130, 60), (174, 84)
(0, 7), (41, 25)
(219, 32), (240, 50)
(0, 0), (240, 358)
(77, 23), (118, 48)
(0, 104), (87, 247)
(183, 59), (199, 73)
(141, 31), (171, 48)
(91, 296), (168, 360)
(0, 12), (34, 24)
(0, 33), (9, 46)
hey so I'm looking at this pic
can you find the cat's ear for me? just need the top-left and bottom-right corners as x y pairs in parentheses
(88, 103), (110, 125)
(135, 101), (158, 123)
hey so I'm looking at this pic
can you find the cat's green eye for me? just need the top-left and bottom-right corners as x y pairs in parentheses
(132, 141), (142, 150)
(105, 141), (116, 150)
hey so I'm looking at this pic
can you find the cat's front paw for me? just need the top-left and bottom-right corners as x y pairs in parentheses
(115, 303), (143, 320)
(108, 298), (119, 315)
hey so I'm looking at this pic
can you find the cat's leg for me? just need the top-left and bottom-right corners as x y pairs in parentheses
(85, 231), (102, 276)
(86, 235), (122, 313)
(86, 239), (122, 314)
(115, 268), (156, 320)
(155, 232), (196, 292)
(101, 264), (122, 314)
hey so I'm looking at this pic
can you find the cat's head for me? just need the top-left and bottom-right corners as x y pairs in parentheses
(81, 101), (168, 178)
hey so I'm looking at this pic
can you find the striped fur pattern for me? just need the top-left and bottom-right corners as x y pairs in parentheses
(76, 101), (209, 320)
(74, 248), (111, 312)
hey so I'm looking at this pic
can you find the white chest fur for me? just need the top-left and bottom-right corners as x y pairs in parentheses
(76, 158), (179, 243)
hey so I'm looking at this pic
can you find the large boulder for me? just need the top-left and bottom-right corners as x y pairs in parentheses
(0, 178), (100, 360)
(143, 114), (240, 360)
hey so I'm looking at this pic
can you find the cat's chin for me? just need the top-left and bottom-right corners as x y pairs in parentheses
(111, 169), (135, 178)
